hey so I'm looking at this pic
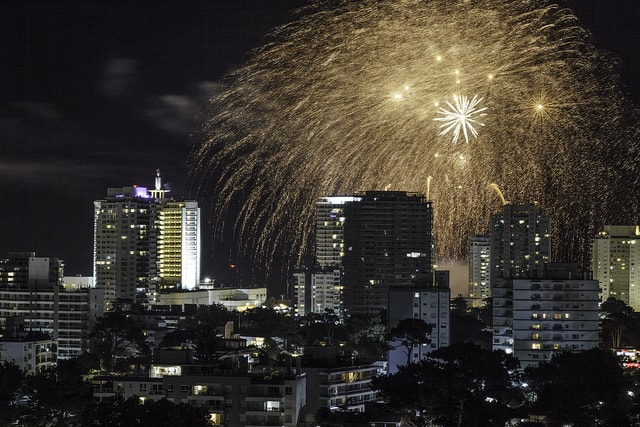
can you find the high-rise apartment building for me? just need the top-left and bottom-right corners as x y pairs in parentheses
(342, 191), (434, 316)
(591, 225), (640, 310)
(315, 196), (359, 267)
(293, 197), (360, 317)
(491, 204), (551, 354)
(468, 235), (491, 308)
(0, 252), (103, 359)
(512, 263), (600, 368)
(93, 171), (200, 309)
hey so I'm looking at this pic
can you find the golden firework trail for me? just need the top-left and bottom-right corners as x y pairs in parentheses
(192, 0), (640, 282)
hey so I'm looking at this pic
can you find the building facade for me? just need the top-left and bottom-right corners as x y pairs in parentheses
(92, 367), (307, 427)
(342, 191), (434, 316)
(387, 271), (450, 374)
(93, 171), (201, 309)
(0, 252), (102, 359)
(468, 235), (491, 308)
(491, 204), (551, 354)
(591, 225), (640, 310)
(512, 264), (600, 368)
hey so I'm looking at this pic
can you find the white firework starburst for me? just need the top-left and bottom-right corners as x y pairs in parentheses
(434, 94), (487, 144)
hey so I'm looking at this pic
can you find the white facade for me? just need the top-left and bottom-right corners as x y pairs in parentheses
(0, 338), (56, 375)
(155, 287), (267, 311)
(512, 274), (600, 368)
(0, 287), (104, 359)
(293, 269), (342, 317)
(387, 277), (450, 374)
(93, 173), (201, 309)
(468, 235), (491, 307)
(591, 225), (640, 310)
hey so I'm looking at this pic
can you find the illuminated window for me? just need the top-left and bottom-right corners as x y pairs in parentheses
(532, 343), (541, 350)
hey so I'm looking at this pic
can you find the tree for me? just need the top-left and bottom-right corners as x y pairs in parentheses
(601, 297), (639, 349)
(345, 312), (389, 363)
(90, 311), (150, 372)
(372, 343), (522, 426)
(388, 318), (432, 366)
(525, 348), (631, 426)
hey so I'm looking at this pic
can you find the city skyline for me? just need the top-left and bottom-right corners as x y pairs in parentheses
(2, 1), (640, 290)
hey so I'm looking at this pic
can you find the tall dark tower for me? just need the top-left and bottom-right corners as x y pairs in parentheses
(342, 191), (434, 316)
(490, 204), (551, 354)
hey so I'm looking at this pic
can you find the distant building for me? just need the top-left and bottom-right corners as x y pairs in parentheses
(387, 271), (450, 374)
(591, 225), (640, 310)
(0, 252), (103, 359)
(155, 287), (267, 312)
(512, 263), (600, 368)
(468, 235), (491, 308)
(293, 196), (359, 318)
(491, 204), (551, 354)
(93, 170), (200, 309)
(342, 191), (434, 316)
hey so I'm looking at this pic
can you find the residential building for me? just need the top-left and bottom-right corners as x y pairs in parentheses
(0, 335), (56, 374)
(387, 271), (450, 374)
(491, 204), (551, 354)
(93, 170), (201, 309)
(468, 235), (491, 308)
(591, 225), (640, 310)
(155, 287), (267, 312)
(0, 252), (102, 359)
(92, 367), (307, 427)
(342, 191), (434, 316)
(512, 263), (600, 368)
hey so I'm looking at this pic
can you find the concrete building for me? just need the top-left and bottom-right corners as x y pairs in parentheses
(92, 367), (307, 427)
(468, 235), (491, 308)
(0, 252), (103, 359)
(93, 170), (201, 309)
(0, 335), (56, 374)
(512, 263), (600, 368)
(293, 196), (359, 318)
(155, 287), (267, 312)
(387, 271), (450, 374)
(342, 191), (434, 316)
(292, 267), (342, 318)
(491, 204), (551, 354)
(591, 225), (640, 310)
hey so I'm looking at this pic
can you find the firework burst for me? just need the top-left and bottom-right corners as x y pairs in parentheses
(434, 94), (487, 144)
(192, 0), (640, 283)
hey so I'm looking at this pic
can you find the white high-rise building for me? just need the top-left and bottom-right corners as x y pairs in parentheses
(468, 235), (491, 308)
(491, 204), (551, 354)
(93, 171), (200, 309)
(512, 263), (600, 368)
(591, 225), (640, 310)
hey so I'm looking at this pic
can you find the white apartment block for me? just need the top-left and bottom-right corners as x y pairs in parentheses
(496, 264), (600, 366)
(387, 274), (450, 374)
(592, 225), (640, 310)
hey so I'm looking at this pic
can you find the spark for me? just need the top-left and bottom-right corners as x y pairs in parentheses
(192, 0), (640, 284)
(434, 94), (487, 144)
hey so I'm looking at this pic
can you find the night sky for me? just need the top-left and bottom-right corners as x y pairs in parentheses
(1, 1), (639, 286)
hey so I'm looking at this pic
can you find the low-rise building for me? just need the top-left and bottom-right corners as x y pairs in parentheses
(0, 334), (56, 374)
